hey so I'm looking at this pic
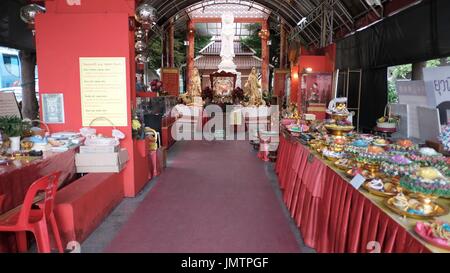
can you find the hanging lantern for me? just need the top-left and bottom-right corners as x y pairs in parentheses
(20, 4), (46, 25)
(135, 41), (147, 53)
(135, 27), (146, 40)
(135, 2), (157, 25)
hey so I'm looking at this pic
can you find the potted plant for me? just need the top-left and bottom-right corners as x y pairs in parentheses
(0, 116), (31, 152)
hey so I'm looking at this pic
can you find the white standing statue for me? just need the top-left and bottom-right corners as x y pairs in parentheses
(218, 12), (237, 72)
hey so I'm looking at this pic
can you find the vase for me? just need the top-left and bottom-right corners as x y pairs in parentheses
(10, 136), (21, 152)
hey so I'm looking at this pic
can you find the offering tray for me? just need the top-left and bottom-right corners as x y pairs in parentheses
(322, 149), (344, 162)
(415, 221), (450, 251)
(385, 194), (449, 220)
(362, 179), (400, 197)
(324, 124), (354, 136)
(334, 158), (354, 171)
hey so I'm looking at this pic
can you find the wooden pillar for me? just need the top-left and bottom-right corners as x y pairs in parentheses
(168, 19), (175, 67)
(19, 50), (38, 119)
(186, 20), (195, 87)
(162, 31), (168, 68)
(279, 21), (287, 69)
(261, 20), (269, 92)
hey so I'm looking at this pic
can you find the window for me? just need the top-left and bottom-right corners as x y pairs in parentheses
(3, 54), (20, 77)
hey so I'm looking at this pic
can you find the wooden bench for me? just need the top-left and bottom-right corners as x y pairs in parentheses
(53, 173), (124, 246)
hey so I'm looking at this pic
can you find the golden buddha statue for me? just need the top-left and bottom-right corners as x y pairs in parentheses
(188, 67), (202, 97)
(243, 67), (264, 107)
(180, 67), (203, 106)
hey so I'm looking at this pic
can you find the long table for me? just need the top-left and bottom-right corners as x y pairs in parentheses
(275, 131), (450, 253)
(0, 149), (77, 252)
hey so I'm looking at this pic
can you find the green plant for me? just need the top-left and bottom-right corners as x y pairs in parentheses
(0, 116), (31, 137)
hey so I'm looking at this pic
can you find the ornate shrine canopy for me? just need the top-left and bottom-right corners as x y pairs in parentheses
(187, 2), (270, 19)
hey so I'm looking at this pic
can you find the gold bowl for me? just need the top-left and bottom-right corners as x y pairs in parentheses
(324, 124), (354, 136)
(330, 113), (349, 121)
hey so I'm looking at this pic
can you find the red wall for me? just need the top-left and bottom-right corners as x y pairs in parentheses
(44, 0), (135, 14)
(35, 0), (146, 197)
(290, 44), (336, 106)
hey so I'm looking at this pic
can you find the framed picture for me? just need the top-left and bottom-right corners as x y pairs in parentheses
(42, 93), (65, 124)
(210, 71), (237, 97)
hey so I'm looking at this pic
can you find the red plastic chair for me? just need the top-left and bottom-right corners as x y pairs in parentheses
(0, 172), (64, 253)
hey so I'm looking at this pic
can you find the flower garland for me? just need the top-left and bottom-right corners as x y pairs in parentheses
(400, 175), (450, 198)
(380, 155), (419, 177)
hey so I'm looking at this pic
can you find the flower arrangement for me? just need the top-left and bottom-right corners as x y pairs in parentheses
(150, 79), (163, 93)
(439, 123), (450, 152)
(380, 155), (419, 177)
(131, 110), (144, 140)
(262, 90), (271, 106)
(202, 86), (213, 102)
(232, 87), (244, 102)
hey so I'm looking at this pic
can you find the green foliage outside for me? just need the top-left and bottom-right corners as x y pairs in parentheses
(387, 57), (450, 103)
(195, 35), (212, 56)
(240, 23), (281, 68)
(240, 24), (262, 58)
(147, 31), (187, 71)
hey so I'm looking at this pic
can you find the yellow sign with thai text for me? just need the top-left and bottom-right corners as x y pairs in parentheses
(79, 57), (128, 127)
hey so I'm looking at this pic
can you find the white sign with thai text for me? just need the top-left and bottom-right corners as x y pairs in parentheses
(423, 66), (450, 107)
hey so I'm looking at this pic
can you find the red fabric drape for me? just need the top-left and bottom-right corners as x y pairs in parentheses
(276, 134), (431, 253)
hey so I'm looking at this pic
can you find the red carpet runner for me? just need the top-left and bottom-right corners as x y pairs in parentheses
(106, 140), (300, 253)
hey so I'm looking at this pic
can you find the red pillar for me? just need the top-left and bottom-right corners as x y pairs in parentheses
(34, 0), (146, 197)
(261, 20), (269, 92)
(290, 65), (299, 106)
(186, 20), (195, 88)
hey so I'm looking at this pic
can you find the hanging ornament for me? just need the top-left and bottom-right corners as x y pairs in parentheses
(135, 41), (147, 53)
(135, 54), (149, 64)
(258, 29), (270, 40)
(135, 27), (146, 40)
(20, 4), (46, 25)
(135, 2), (157, 25)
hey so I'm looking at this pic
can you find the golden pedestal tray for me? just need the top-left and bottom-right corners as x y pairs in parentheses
(362, 181), (400, 198)
(324, 124), (354, 136)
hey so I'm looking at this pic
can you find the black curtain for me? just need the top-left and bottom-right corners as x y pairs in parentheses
(336, 0), (450, 70)
(359, 68), (388, 132)
(336, 0), (450, 130)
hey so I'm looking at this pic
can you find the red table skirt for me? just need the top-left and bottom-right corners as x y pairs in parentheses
(275, 134), (430, 253)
